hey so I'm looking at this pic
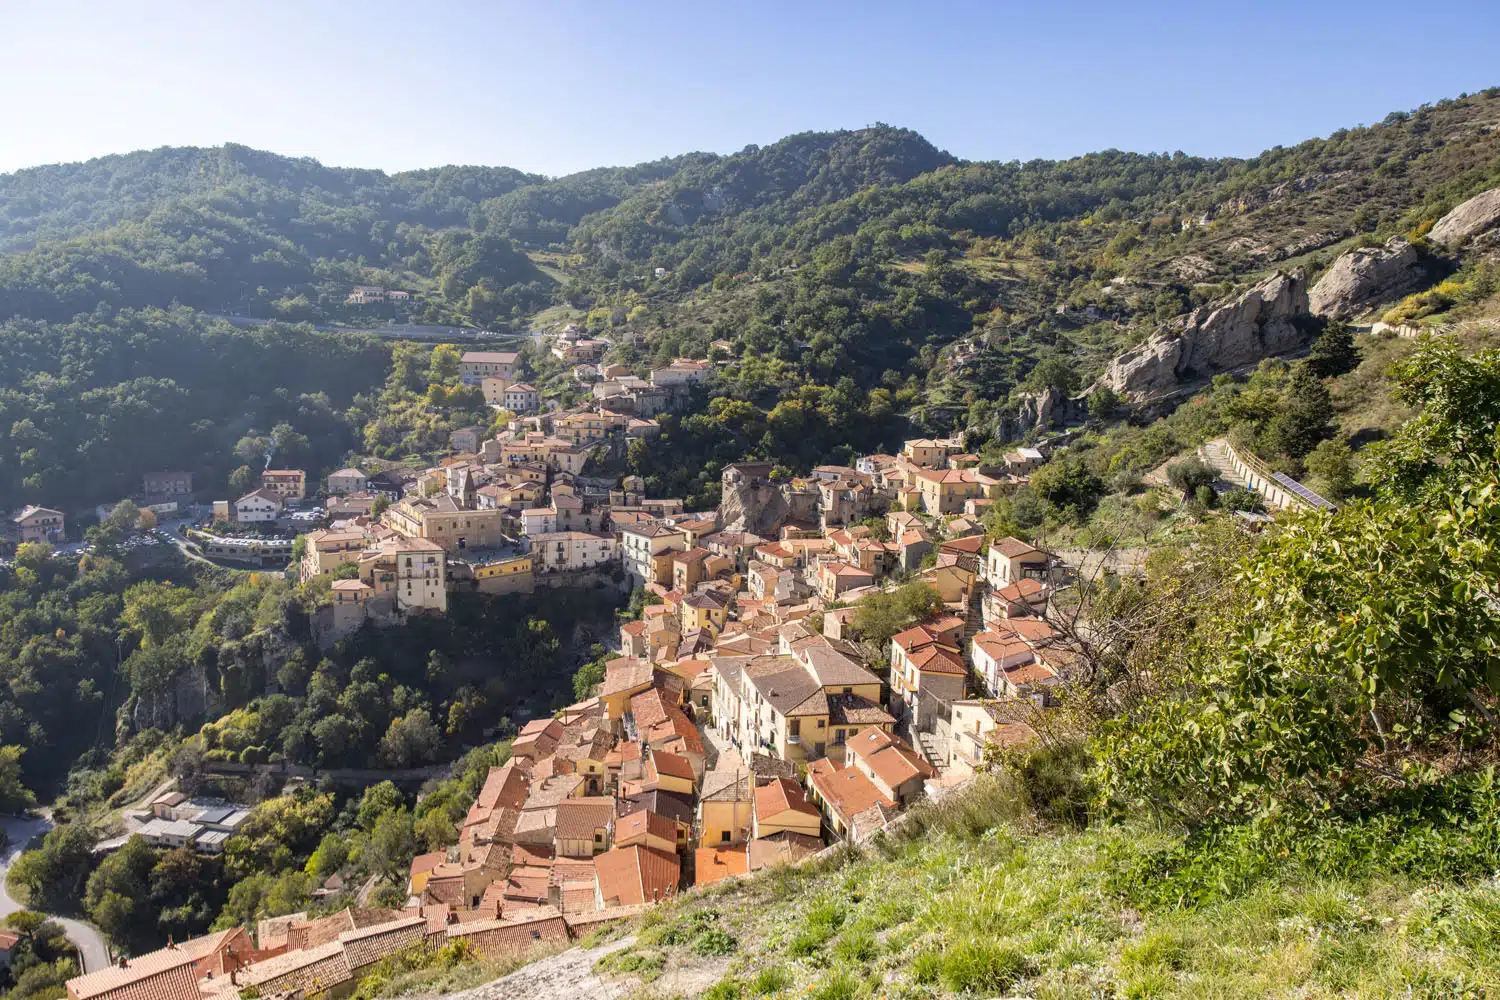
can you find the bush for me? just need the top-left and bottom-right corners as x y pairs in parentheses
(808, 969), (857, 1000)
(751, 965), (791, 995)
(939, 939), (1030, 994)
(693, 927), (738, 957)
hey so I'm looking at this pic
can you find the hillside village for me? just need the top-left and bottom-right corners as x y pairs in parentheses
(58, 340), (1133, 1000)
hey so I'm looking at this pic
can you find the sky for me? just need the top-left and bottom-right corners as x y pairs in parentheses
(2, 0), (1498, 177)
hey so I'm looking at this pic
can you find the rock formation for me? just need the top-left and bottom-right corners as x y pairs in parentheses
(1308, 238), (1428, 319)
(1103, 270), (1310, 399)
(1014, 386), (1084, 435)
(720, 462), (790, 537)
(1430, 187), (1500, 248)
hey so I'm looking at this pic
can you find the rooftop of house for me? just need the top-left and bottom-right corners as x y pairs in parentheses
(807, 758), (894, 819)
(847, 727), (936, 787)
(693, 844), (749, 887)
(754, 777), (820, 821)
(594, 844), (680, 907)
(991, 536), (1044, 559)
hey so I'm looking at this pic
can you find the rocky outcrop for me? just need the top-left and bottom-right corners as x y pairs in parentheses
(1430, 188), (1500, 248)
(1103, 270), (1310, 399)
(1308, 238), (1427, 319)
(1014, 386), (1085, 435)
(720, 475), (789, 538)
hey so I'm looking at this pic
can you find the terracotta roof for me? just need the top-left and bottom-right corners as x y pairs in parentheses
(339, 916), (426, 969)
(613, 807), (678, 847)
(847, 727), (936, 788)
(807, 758), (894, 820)
(991, 536), (1043, 559)
(66, 948), (201, 1000)
(972, 631), (1034, 662)
(238, 940), (350, 994)
(693, 845), (749, 887)
(601, 658), (655, 697)
(754, 777), (820, 822)
(995, 578), (1047, 602)
(553, 798), (615, 842)
(593, 845), (681, 907)
(649, 750), (695, 782)
(748, 832), (825, 871)
(939, 534), (987, 554)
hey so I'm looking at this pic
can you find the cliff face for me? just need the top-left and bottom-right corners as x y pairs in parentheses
(720, 480), (789, 537)
(1103, 270), (1310, 399)
(1308, 238), (1428, 319)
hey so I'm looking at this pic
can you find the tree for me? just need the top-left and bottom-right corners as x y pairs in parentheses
(377, 709), (442, 768)
(1030, 456), (1106, 521)
(137, 508), (158, 531)
(1166, 458), (1218, 499)
(0, 746), (37, 813)
(1023, 355), (1080, 395)
(228, 465), (257, 496)
(1086, 386), (1120, 420)
(357, 782), (404, 832)
(105, 499), (141, 533)
(366, 807), (417, 882)
(1305, 438), (1355, 500)
(1267, 363), (1333, 459)
(1307, 320), (1359, 378)
(85, 836), (154, 950)
(427, 345), (463, 386)
(1100, 346), (1500, 828)
(850, 582), (943, 663)
(305, 832), (350, 879)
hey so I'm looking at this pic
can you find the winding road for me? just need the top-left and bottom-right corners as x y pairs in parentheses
(0, 815), (110, 972)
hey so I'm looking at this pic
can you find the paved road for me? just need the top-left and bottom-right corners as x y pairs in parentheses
(0, 815), (110, 972)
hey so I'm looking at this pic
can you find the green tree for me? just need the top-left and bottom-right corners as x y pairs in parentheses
(105, 499), (141, 533)
(1267, 363), (1333, 459)
(850, 582), (943, 664)
(228, 465), (257, 496)
(427, 345), (463, 386)
(366, 807), (417, 882)
(1307, 320), (1359, 378)
(0, 746), (38, 813)
(1166, 457), (1219, 499)
(1305, 438), (1356, 500)
(357, 782), (404, 832)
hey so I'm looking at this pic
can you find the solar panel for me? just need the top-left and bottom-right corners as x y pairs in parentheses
(1271, 473), (1337, 511)
(195, 806), (233, 824)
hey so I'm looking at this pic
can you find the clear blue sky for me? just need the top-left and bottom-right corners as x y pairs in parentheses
(3, 0), (1497, 177)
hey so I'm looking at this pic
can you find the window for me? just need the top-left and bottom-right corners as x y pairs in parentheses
(817, 719), (826, 729)
(721, 830), (731, 843)
(789, 720), (801, 737)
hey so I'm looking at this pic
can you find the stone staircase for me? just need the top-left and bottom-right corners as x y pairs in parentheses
(917, 729), (950, 771)
(1198, 439), (1251, 491)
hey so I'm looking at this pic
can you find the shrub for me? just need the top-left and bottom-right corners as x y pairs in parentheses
(751, 965), (791, 995)
(702, 977), (744, 1000)
(910, 950), (942, 985)
(809, 969), (857, 1000)
(939, 940), (1030, 994)
(832, 929), (876, 963)
(694, 927), (738, 957)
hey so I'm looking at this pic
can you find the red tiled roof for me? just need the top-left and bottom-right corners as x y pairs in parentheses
(594, 845), (680, 907)
(753, 777), (820, 822)
(693, 845), (749, 886)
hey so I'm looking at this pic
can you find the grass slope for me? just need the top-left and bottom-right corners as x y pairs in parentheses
(570, 778), (1500, 1000)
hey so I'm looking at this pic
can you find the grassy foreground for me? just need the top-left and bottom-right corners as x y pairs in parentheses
(573, 778), (1500, 1000)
